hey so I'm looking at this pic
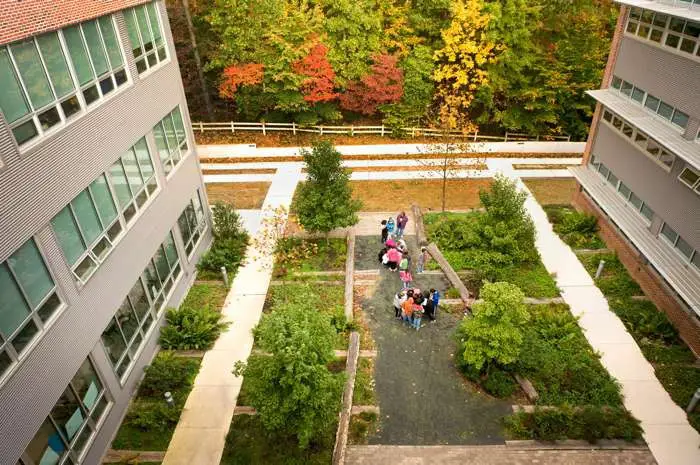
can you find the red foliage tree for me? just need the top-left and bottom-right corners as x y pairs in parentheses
(219, 63), (264, 99)
(292, 43), (338, 103)
(339, 54), (404, 115)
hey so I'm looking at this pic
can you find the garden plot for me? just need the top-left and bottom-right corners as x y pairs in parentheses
(220, 238), (350, 464)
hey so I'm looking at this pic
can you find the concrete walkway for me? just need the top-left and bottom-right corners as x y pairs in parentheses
(198, 141), (585, 158)
(483, 163), (700, 465)
(161, 166), (301, 465)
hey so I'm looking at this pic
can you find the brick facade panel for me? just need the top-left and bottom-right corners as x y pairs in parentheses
(0, 0), (150, 45)
(573, 189), (700, 356)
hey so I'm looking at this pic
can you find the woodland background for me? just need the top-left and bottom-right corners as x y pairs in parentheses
(165, 0), (617, 140)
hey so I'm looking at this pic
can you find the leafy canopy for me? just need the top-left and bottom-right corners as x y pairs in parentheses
(296, 141), (361, 234)
(234, 304), (344, 448)
(457, 281), (530, 371)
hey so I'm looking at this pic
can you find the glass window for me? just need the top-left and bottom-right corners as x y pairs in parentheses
(109, 161), (133, 209)
(178, 192), (207, 255)
(125, 2), (167, 74)
(661, 223), (679, 243)
(11, 40), (54, 110)
(90, 175), (118, 227)
(629, 192), (643, 210)
(657, 101), (674, 120)
(52, 208), (87, 265)
(620, 81), (633, 96)
(72, 190), (103, 245)
(671, 110), (689, 128)
(611, 76), (622, 89)
(603, 110), (613, 122)
(634, 132), (648, 147)
(640, 203), (654, 221)
(644, 94), (660, 112)
(24, 419), (66, 465)
(679, 167), (700, 187)
(153, 107), (189, 174)
(0, 239), (60, 378)
(618, 182), (631, 199)
(692, 251), (700, 271)
(36, 33), (74, 99)
(0, 13), (128, 147)
(631, 87), (645, 103)
(607, 172), (619, 187)
(676, 236), (694, 259)
(658, 150), (675, 169)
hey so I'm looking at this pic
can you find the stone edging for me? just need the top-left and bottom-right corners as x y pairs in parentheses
(332, 331), (361, 465)
(102, 450), (166, 463)
(351, 405), (380, 415)
(345, 230), (356, 321)
(504, 439), (648, 450)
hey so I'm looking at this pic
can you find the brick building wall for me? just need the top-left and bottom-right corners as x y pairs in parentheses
(572, 189), (700, 356)
(0, 0), (149, 44)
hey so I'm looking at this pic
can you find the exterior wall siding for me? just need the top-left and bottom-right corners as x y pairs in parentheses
(573, 188), (700, 356)
(0, 1), (213, 463)
(614, 36), (700, 120)
(591, 123), (700, 248)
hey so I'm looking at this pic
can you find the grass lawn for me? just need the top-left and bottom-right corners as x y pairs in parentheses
(205, 182), (270, 209)
(543, 204), (606, 250)
(273, 238), (347, 278)
(522, 178), (578, 205)
(220, 415), (335, 465)
(179, 282), (228, 313)
(349, 179), (492, 211)
(353, 358), (376, 405)
(111, 354), (202, 451)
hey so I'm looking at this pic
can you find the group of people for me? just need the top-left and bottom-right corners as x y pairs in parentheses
(393, 287), (440, 331)
(378, 211), (441, 330)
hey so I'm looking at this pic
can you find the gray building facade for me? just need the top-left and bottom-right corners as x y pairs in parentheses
(574, 0), (700, 352)
(0, 1), (212, 464)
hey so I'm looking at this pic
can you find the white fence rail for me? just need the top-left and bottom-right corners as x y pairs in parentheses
(192, 121), (572, 142)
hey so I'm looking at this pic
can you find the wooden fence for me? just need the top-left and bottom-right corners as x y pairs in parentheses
(192, 121), (572, 142)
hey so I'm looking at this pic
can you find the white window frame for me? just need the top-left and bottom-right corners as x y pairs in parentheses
(1, 15), (130, 151)
(677, 165), (700, 194)
(124, 1), (169, 76)
(625, 7), (700, 62)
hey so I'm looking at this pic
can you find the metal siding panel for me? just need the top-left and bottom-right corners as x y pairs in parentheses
(592, 124), (700, 248)
(0, 2), (214, 462)
(0, 10), (185, 263)
(614, 36), (700, 119)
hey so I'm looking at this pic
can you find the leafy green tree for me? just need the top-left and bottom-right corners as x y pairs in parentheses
(233, 305), (344, 448)
(478, 175), (536, 263)
(457, 282), (529, 371)
(314, 0), (384, 83)
(382, 44), (435, 128)
(474, 0), (557, 135)
(296, 141), (361, 235)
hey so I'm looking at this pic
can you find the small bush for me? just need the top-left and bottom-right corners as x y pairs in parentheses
(126, 400), (182, 432)
(505, 405), (643, 442)
(558, 210), (598, 235)
(138, 352), (200, 398)
(483, 369), (517, 398)
(159, 306), (229, 350)
(197, 201), (249, 274)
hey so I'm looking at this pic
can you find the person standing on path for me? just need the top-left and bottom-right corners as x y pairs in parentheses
(430, 288), (440, 320)
(416, 246), (429, 273)
(402, 296), (414, 324)
(412, 301), (424, 330)
(396, 211), (409, 238)
(399, 269), (412, 289)
(381, 220), (388, 244)
(393, 289), (407, 319)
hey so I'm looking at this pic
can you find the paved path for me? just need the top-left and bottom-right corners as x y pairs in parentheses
(161, 166), (301, 465)
(198, 141), (585, 158)
(345, 445), (657, 465)
(481, 163), (700, 465)
(354, 235), (511, 445)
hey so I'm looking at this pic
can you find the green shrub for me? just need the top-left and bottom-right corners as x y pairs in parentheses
(159, 305), (229, 350)
(558, 210), (598, 235)
(125, 400), (182, 432)
(609, 298), (680, 345)
(483, 369), (517, 398)
(138, 352), (200, 398)
(197, 201), (249, 274)
(505, 405), (643, 442)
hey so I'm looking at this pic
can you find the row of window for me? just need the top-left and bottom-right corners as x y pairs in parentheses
(101, 231), (183, 380)
(0, 2), (167, 149)
(17, 358), (109, 465)
(51, 138), (157, 283)
(0, 16), (127, 146)
(589, 156), (700, 273)
(590, 155), (656, 223)
(601, 107), (676, 171)
(626, 7), (700, 58)
(610, 75), (689, 129)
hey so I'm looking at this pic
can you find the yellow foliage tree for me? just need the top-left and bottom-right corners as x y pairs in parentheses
(432, 0), (496, 131)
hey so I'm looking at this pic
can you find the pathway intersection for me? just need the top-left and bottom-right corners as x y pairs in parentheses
(159, 142), (698, 465)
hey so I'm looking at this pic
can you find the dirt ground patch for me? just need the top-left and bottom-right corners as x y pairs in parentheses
(351, 179), (491, 212)
(205, 182), (270, 209)
(522, 178), (577, 205)
(202, 168), (276, 175)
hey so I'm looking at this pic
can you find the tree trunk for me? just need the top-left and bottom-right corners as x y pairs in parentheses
(442, 175), (447, 212)
(180, 0), (213, 120)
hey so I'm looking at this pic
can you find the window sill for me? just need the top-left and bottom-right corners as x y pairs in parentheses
(135, 57), (171, 82)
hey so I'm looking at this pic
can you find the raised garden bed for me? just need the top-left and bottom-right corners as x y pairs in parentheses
(111, 353), (202, 451)
(273, 237), (347, 278)
(205, 182), (270, 209)
(522, 178), (577, 206)
(353, 358), (376, 406)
